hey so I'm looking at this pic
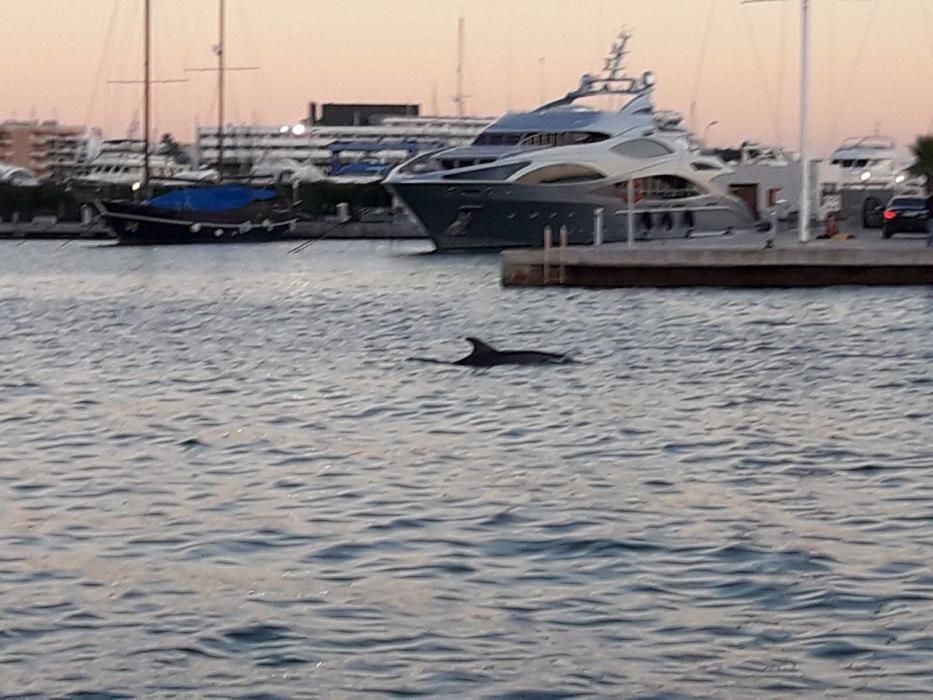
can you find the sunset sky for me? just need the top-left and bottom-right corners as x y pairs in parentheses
(1, 0), (932, 154)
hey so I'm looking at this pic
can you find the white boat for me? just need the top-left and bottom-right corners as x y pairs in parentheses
(817, 136), (921, 228)
(71, 138), (218, 188)
(385, 31), (756, 251)
(823, 136), (911, 189)
(0, 163), (40, 187)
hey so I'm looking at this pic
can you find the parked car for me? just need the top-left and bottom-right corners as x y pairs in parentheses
(882, 196), (931, 238)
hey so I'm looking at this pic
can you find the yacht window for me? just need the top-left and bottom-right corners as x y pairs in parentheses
(612, 139), (674, 159)
(594, 175), (704, 201)
(443, 162), (530, 181)
(474, 132), (523, 146)
(517, 164), (605, 185)
(691, 161), (722, 171)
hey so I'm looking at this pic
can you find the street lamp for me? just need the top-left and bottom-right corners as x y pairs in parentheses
(703, 120), (719, 145)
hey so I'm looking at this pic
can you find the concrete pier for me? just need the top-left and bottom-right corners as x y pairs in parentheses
(501, 231), (933, 288)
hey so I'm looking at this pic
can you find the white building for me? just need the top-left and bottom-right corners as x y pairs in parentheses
(196, 115), (493, 177)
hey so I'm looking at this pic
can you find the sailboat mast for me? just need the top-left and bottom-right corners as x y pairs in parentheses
(455, 16), (465, 117)
(798, 0), (811, 243)
(143, 0), (151, 190)
(217, 0), (225, 176)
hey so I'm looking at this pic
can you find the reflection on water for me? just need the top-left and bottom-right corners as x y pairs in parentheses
(1, 240), (933, 697)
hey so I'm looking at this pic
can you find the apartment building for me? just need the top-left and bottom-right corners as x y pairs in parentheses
(0, 120), (88, 180)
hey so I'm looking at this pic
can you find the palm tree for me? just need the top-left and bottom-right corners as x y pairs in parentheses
(908, 135), (933, 194)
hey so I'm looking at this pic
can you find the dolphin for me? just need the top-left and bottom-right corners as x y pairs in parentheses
(411, 337), (575, 367)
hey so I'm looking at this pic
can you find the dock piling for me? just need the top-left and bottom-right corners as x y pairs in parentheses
(559, 225), (569, 284)
(593, 207), (604, 246)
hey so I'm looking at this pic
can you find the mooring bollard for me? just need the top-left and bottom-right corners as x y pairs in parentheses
(593, 207), (604, 246)
(336, 202), (351, 224)
(543, 225), (553, 284)
(769, 206), (778, 248)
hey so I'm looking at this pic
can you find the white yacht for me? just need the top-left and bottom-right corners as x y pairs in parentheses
(817, 136), (921, 227)
(71, 139), (218, 188)
(385, 32), (755, 251)
(822, 136), (911, 188)
(0, 163), (40, 187)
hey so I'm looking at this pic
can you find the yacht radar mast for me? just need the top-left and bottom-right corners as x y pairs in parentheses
(535, 30), (655, 112)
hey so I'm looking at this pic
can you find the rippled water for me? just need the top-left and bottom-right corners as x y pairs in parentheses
(1, 240), (933, 698)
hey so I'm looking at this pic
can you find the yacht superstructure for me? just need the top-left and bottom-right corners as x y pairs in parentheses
(385, 32), (755, 251)
(822, 136), (910, 189)
(817, 136), (920, 227)
(72, 138), (216, 187)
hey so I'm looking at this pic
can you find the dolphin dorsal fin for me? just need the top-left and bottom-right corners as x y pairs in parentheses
(465, 337), (498, 357)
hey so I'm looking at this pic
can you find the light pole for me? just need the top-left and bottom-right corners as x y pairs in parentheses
(703, 120), (719, 145)
(742, 0), (811, 242)
(798, 0), (812, 242)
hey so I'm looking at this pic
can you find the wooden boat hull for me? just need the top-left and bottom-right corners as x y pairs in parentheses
(97, 200), (297, 245)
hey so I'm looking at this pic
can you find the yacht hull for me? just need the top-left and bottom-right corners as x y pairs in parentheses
(389, 182), (755, 252)
(97, 200), (297, 245)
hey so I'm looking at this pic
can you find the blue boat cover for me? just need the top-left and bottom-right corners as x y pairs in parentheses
(331, 162), (393, 177)
(148, 185), (276, 212)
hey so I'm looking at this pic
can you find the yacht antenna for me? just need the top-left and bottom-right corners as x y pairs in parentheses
(534, 30), (651, 112)
(604, 32), (629, 81)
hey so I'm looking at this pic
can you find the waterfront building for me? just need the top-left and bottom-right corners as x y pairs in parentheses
(0, 120), (88, 181)
(196, 106), (492, 177)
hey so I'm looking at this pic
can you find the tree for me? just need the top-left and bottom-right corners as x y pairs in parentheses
(908, 135), (933, 194)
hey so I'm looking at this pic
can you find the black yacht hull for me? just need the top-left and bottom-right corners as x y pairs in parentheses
(388, 182), (756, 253)
(97, 200), (297, 245)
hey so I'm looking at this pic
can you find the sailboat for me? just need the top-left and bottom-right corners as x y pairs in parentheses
(95, 0), (298, 244)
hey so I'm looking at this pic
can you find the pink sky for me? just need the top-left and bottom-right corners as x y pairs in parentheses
(1, 0), (932, 154)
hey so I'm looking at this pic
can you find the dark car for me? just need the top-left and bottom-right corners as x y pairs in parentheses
(882, 196), (930, 238)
